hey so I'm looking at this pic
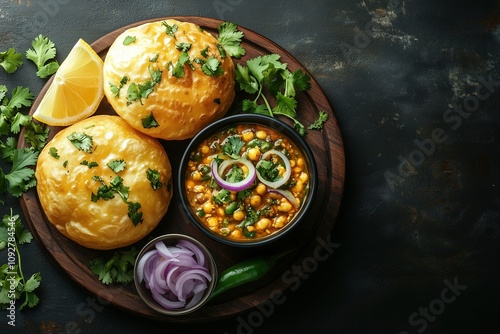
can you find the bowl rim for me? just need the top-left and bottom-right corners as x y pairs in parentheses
(133, 233), (218, 316)
(177, 113), (318, 247)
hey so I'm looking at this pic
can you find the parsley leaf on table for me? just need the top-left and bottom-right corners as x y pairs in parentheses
(25, 35), (60, 78)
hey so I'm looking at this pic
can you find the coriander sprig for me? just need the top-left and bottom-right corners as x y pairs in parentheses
(0, 210), (41, 310)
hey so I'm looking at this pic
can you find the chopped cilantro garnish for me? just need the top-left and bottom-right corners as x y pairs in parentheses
(162, 21), (178, 38)
(201, 57), (223, 77)
(67, 132), (93, 153)
(141, 113), (159, 129)
(213, 188), (231, 204)
(80, 160), (98, 169)
(107, 159), (126, 174)
(146, 168), (162, 190)
(200, 47), (209, 58)
(222, 135), (245, 159)
(91, 175), (142, 225)
(49, 147), (60, 159)
(127, 202), (143, 225)
(176, 42), (192, 52)
(123, 36), (136, 45)
(109, 76), (129, 98)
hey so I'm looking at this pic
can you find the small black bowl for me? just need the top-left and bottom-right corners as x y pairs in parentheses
(178, 114), (318, 247)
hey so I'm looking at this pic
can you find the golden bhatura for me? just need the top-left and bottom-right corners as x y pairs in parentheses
(35, 115), (173, 250)
(103, 19), (236, 140)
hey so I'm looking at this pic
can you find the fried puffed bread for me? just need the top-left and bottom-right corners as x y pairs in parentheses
(103, 19), (235, 140)
(35, 115), (173, 250)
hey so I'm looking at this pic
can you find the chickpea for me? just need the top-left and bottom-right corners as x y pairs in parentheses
(230, 229), (242, 238)
(293, 166), (303, 174)
(296, 157), (305, 167)
(256, 130), (267, 140)
(202, 201), (213, 214)
(233, 210), (245, 221)
(278, 199), (293, 212)
(299, 172), (308, 183)
(208, 217), (218, 227)
(250, 195), (261, 207)
(230, 192), (237, 201)
(256, 218), (271, 230)
(193, 185), (205, 193)
(292, 180), (304, 193)
(246, 226), (255, 232)
(255, 183), (267, 196)
(242, 131), (254, 142)
(195, 193), (206, 203)
(217, 207), (225, 217)
(247, 147), (261, 161)
(273, 215), (287, 228)
(191, 170), (201, 181)
(241, 164), (249, 174)
(201, 145), (210, 154)
(186, 179), (195, 190)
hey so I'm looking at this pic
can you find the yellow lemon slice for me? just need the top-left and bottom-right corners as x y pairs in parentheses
(33, 39), (104, 126)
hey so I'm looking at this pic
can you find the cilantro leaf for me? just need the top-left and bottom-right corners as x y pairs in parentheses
(308, 111), (329, 130)
(217, 22), (246, 58)
(26, 35), (59, 78)
(223, 135), (245, 159)
(162, 21), (178, 38)
(123, 36), (136, 45)
(141, 112), (159, 129)
(234, 53), (319, 136)
(67, 132), (93, 153)
(0, 48), (23, 73)
(36, 62), (59, 79)
(0, 148), (39, 197)
(0, 210), (41, 310)
(146, 168), (163, 190)
(201, 57), (223, 77)
(107, 159), (126, 174)
(89, 247), (138, 285)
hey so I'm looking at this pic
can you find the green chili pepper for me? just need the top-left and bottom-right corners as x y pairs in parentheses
(225, 201), (239, 215)
(209, 250), (292, 301)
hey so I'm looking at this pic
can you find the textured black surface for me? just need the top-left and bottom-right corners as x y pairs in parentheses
(1, 0), (500, 333)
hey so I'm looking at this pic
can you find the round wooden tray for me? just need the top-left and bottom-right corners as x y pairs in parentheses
(19, 16), (345, 322)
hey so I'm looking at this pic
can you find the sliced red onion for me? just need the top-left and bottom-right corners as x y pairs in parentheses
(267, 188), (300, 208)
(211, 158), (256, 191)
(176, 239), (206, 267)
(256, 149), (292, 189)
(136, 240), (213, 310)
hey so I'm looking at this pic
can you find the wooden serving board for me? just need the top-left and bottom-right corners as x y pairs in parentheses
(19, 16), (345, 322)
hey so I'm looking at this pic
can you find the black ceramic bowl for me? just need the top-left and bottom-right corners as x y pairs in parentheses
(178, 114), (318, 247)
(133, 234), (217, 316)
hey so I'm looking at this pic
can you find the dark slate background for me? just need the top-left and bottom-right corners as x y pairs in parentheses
(1, 0), (500, 333)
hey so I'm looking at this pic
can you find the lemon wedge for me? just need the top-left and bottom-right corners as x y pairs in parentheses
(33, 38), (104, 126)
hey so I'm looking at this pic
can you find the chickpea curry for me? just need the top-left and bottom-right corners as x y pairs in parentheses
(184, 123), (311, 241)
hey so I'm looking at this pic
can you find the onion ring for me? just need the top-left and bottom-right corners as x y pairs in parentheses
(255, 149), (292, 189)
(211, 158), (256, 191)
